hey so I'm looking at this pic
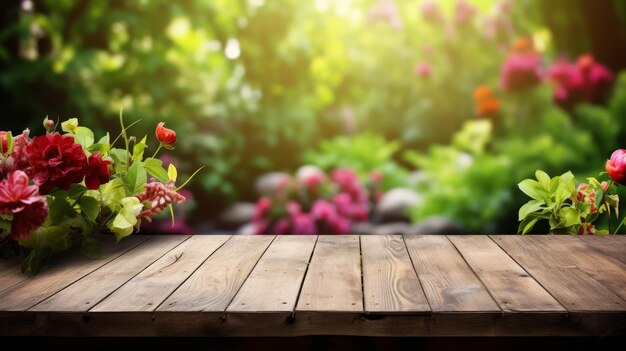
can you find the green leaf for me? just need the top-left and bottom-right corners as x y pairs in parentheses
(560, 207), (581, 227)
(168, 163), (177, 182)
(132, 135), (147, 162)
(109, 148), (128, 173)
(535, 170), (551, 190)
(518, 199), (545, 221)
(49, 196), (75, 225)
(143, 157), (169, 183)
(518, 216), (540, 234)
(61, 118), (78, 133)
(74, 126), (95, 150)
(80, 236), (104, 258)
(78, 196), (99, 221)
(21, 247), (52, 275)
(108, 196), (141, 242)
(124, 161), (147, 195)
(100, 178), (126, 209)
(518, 179), (546, 201)
(88, 133), (111, 154)
(67, 184), (87, 200)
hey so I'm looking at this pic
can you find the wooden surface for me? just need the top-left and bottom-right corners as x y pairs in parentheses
(0, 234), (625, 337)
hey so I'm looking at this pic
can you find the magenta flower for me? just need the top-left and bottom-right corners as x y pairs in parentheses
(606, 149), (626, 185)
(253, 197), (272, 221)
(0, 170), (48, 240)
(549, 54), (613, 108)
(272, 219), (291, 234)
(500, 52), (542, 92)
(292, 213), (317, 234)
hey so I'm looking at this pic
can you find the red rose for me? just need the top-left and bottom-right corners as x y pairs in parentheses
(26, 133), (87, 194)
(84, 152), (111, 190)
(606, 149), (626, 185)
(0, 171), (48, 240)
(155, 122), (176, 149)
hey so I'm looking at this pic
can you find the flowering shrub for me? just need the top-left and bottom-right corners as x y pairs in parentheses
(517, 149), (626, 235)
(252, 167), (382, 235)
(0, 115), (200, 274)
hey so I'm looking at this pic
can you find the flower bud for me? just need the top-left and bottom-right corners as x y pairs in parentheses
(606, 149), (626, 185)
(43, 117), (55, 133)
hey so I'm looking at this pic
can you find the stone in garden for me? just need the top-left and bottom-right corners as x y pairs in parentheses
(411, 216), (465, 235)
(376, 187), (423, 223)
(351, 222), (376, 234)
(217, 202), (256, 230)
(254, 172), (290, 197)
(237, 223), (256, 235)
(295, 164), (326, 183)
(370, 222), (422, 235)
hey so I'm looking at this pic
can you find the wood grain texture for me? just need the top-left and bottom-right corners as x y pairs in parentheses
(448, 235), (565, 312)
(296, 235), (363, 312)
(404, 235), (499, 312)
(491, 235), (626, 312)
(228, 235), (316, 312)
(361, 235), (429, 313)
(577, 235), (626, 265)
(157, 235), (275, 312)
(30, 235), (189, 312)
(91, 235), (230, 312)
(0, 235), (148, 311)
(528, 235), (626, 301)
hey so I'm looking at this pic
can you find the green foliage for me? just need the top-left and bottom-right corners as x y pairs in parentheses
(304, 133), (408, 190)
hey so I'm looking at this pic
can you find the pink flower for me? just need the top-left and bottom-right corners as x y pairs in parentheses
(414, 62), (432, 78)
(500, 52), (542, 92)
(311, 200), (338, 222)
(272, 219), (291, 234)
(454, 0), (477, 27)
(292, 213), (317, 235)
(367, 0), (403, 30)
(1, 129), (32, 176)
(287, 201), (302, 218)
(606, 149), (626, 185)
(549, 54), (613, 108)
(333, 192), (352, 217)
(135, 178), (186, 220)
(254, 197), (272, 221)
(0, 131), (8, 156)
(26, 132), (87, 194)
(328, 216), (350, 234)
(84, 152), (111, 190)
(0, 171), (48, 240)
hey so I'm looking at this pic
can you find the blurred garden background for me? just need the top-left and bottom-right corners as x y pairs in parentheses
(1, 0), (626, 235)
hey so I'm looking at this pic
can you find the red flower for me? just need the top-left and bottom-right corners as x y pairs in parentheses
(84, 152), (111, 190)
(500, 52), (542, 92)
(0, 171), (48, 240)
(156, 122), (177, 149)
(606, 149), (626, 185)
(26, 133), (87, 194)
(0, 131), (8, 155)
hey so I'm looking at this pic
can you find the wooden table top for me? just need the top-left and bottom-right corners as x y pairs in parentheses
(0, 234), (625, 337)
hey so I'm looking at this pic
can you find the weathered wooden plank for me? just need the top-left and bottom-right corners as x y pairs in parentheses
(91, 235), (230, 312)
(577, 235), (626, 265)
(361, 235), (429, 313)
(157, 235), (275, 313)
(30, 235), (189, 312)
(0, 235), (148, 311)
(491, 235), (626, 311)
(513, 235), (626, 303)
(227, 235), (316, 312)
(0, 258), (19, 273)
(403, 235), (499, 312)
(296, 235), (363, 312)
(448, 235), (565, 312)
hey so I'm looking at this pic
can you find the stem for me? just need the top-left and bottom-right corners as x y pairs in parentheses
(151, 143), (163, 159)
(614, 215), (626, 234)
